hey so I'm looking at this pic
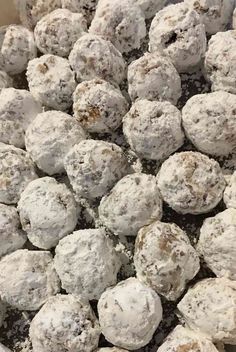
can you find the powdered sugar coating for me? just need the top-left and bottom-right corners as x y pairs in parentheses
(135, 0), (166, 19)
(69, 34), (126, 85)
(0, 249), (60, 311)
(128, 52), (181, 104)
(18, 177), (78, 249)
(62, 0), (98, 23)
(34, 9), (87, 57)
(27, 54), (76, 111)
(224, 171), (236, 208)
(0, 343), (11, 352)
(204, 30), (236, 94)
(0, 88), (42, 148)
(0, 300), (6, 328)
(0, 143), (38, 205)
(157, 325), (220, 352)
(157, 152), (225, 214)
(0, 71), (12, 92)
(73, 79), (128, 134)
(123, 99), (184, 161)
(134, 221), (200, 301)
(98, 277), (162, 350)
(89, 0), (146, 53)
(64, 139), (131, 201)
(25, 110), (86, 175)
(99, 173), (163, 237)
(184, 0), (235, 35)
(182, 91), (236, 156)
(0, 25), (37, 75)
(149, 3), (206, 73)
(178, 278), (236, 344)
(29, 294), (100, 352)
(0, 203), (26, 259)
(55, 228), (121, 300)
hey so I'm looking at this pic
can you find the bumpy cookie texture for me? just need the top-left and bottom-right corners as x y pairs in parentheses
(128, 52), (181, 104)
(157, 325), (220, 352)
(99, 173), (163, 237)
(89, 0), (146, 53)
(64, 139), (131, 201)
(134, 221), (200, 301)
(204, 30), (236, 94)
(25, 111), (86, 175)
(27, 54), (76, 111)
(0, 71), (12, 92)
(14, 0), (62, 29)
(0, 343), (11, 352)
(18, 177), (77, 249)
(69, 34), (126, 85)
(0, 88), (42, 148)
(62, 0), (98, 23)
(0, 25), (37, 75)
(0, 143), (38, 205)
(123, 99), (184, 161)
(224, 172), (236, 208)
(149, 3), (206, 73)
(178, 278), (236, 344)
(198, 208), (236, 280)
(0, 204), (26, 258)
(73, 79), (128, 134)
(182, 91), (236, 156)
(34, 9), (87, 57)
(29, 294), (101, 352)
(0, 300), (6, 328)
(0, 249), (60, 311)
(184, 0), (235, 35)
(55, 228), (121, 300)
(135, 0), (166, 19)
(98, 277), (162, 350)
(157, 151), (225, 214)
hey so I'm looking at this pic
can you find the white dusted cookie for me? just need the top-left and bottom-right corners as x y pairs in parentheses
(149, 3), (206, 73)
(134, 221), (200, 301)
(25, 110), (86, 175)
(99, 173), (163, 237)
(123, 99), (184, 161)
(128, 52), (181, 104)
(157, 151), (225, 214)
(62, 0), (98, 23)
(0, 249), (60, 311)
(0, 88), (42, 148)
(135, 0), (166, 19)
(29, 294), (100, 352)
(224, 171), (236, 209)
(0, 71), (12, 92)
(18, 177), (78, 249)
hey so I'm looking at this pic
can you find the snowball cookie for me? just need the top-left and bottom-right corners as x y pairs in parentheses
(224, 172), (236, 208)
(123, 99), (184, 161)
(18, 177), (77, 249)
(135, 0), (166, 19)
(25, 111), (86, 175)
(62, 0), (98, 23)
(149, 3), (206, 73)
(157, 325), (220, 352)
(73, 79), (128, 134)
(64, 139), (131, 201)
(128, 52), (181, 104)
(0, 25), (37, 75)
(55, 228), (121, 300)
(14, 0), (62, 29)
(0, 249), (60, 311)
(157, 152), (225, 214)
(99, 173), (163, 237)
(182, 91), (236, 156)
(30, 294), (100, 352)
(0, 343), (11, 352)
(0, 204), (26, 258)
(197, 208), (236, 280)
(0, 71), (12, 92)
(178, 278), (236, 344)
(134, 221), (200, 301)
(89, 0), (146, 53)
(204, 30), (236, 94)
(0, 300), (6, 328)
(69, 34), (126, 86)
(27, 54), (76, 111)
(0, 88), (42, 148)
(98, 277), (162, 350)
(34, 9), (87, 57)
(0, 143), (37, 205)
(184, 0), (235, 35)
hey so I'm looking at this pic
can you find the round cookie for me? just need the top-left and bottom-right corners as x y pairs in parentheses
(18, 177), (78, 249)
(0, 249), (60, 311)
(0, 71), (12, 92)
(224, 171), (236, 209)
(157, 151), (226, 214)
